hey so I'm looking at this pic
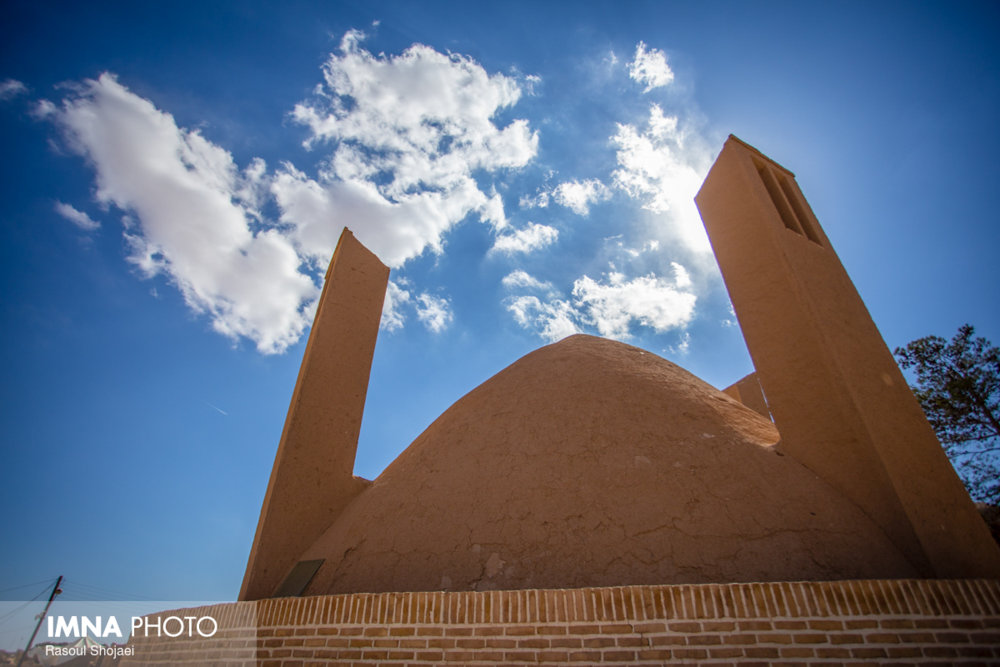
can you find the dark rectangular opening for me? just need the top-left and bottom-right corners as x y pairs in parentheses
(776, 173), (824, 246)
(753, 159), (804, 236)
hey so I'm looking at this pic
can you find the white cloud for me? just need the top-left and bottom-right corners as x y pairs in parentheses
(670, 331), (691, 356)
(611, 103), (711, 254)
(51, 74), (318, 354)
(54, 201), (100, 231)
(671, 261), (692, 288)
(523, 74), (542, 95)
(31, 99), (56, 119)
(44, 34), (542, 351)
(415, 293), (453, 333)
(501, 270), (553, 292)
(381, 280), (411, 332)
(284, 30), (538, 268)
(627, 41), (674, 93)
(43, 34), (713, 353)
(381, 280), (455, 334)
(604, 235), (666, 258)
(505, 295), (580, 342)
(551, 179), (610, 216)
(491, 222), (558, 255)
(572, 272), (696, 339)
(518, 190), (550, 209)
(505, 267), (696, 343)
(272, 165), (493, 269)
(0, 79), (27, 100)
(520, 178), (609, 216)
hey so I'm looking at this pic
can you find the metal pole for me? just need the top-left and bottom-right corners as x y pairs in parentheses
(16, 575), (62, 667)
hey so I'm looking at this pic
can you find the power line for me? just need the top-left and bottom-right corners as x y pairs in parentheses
(0, 578), (60, 598)
(57, 580), (154, 602)
(0, 583), (51, 628)
(0, 598), (44, 627)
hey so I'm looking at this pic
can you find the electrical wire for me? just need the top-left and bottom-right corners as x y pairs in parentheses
(0, 598), (43, 627)
(58, 581), (154, 602)
(0, 582), (53, 627)
(0, 578), (60, 597)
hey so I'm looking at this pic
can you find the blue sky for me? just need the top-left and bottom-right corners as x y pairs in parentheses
(2, 0), (999, 630)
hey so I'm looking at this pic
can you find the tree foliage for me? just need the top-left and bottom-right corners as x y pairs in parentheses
(894, 324), (1000, 505)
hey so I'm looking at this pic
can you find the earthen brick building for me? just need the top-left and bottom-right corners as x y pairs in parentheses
(123, 137), (1000, 665)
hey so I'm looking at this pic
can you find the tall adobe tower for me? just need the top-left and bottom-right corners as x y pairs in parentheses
(240, 229), (388, 601)
(696, 135), (1000, 578)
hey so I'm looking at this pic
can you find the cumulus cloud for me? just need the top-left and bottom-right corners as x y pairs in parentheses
(0, 78), (27, 100)
(670, 331), (691, 355)
(49, 73), (318, 354)
(380, 280), (455, 334)
(520, 178), (609, 216)
(41, 32), (715, 354)
(572, 271), (696, 339)
(491, 222), (559, 255)
(503, 265), (696, 343)
(506, 295), (580, 342)
(627, 41), (674, 92)
(283, 29), (538, 268)
(611, 103), (711, 254)
(272, 165), (495, 269)
(54, 201), (100, 231)
(604, 235), (667, 259)
(501, 270), (553, 292)
(381, 280), (411, 332)
(551, 179), (610, 216)
(43, 32), (541, 351)
(518, 190), (550, 210)
(415, 293), (453, 333)
(671, 261), (692, 288)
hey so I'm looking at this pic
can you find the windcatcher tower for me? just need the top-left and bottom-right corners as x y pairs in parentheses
(696, 135), (1000, 578)
(240, 228), (389, 601)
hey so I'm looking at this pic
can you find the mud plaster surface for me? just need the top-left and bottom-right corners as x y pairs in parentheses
(300, 335), (917, 594)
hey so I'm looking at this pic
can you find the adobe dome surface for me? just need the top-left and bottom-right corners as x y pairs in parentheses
(300, 335), (918, 594)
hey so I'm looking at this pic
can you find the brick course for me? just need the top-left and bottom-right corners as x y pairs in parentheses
(122, 579), (1000, 665)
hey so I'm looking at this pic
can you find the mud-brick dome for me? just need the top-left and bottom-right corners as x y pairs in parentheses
(299, 335), (917, 594)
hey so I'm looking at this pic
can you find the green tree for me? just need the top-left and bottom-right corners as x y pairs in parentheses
(894, 324), (1000, 505)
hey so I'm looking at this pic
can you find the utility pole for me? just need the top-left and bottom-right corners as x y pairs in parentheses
(16, 575), (62, 667)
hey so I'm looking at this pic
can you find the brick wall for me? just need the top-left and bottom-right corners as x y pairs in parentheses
(123, 579), (1000, 665)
